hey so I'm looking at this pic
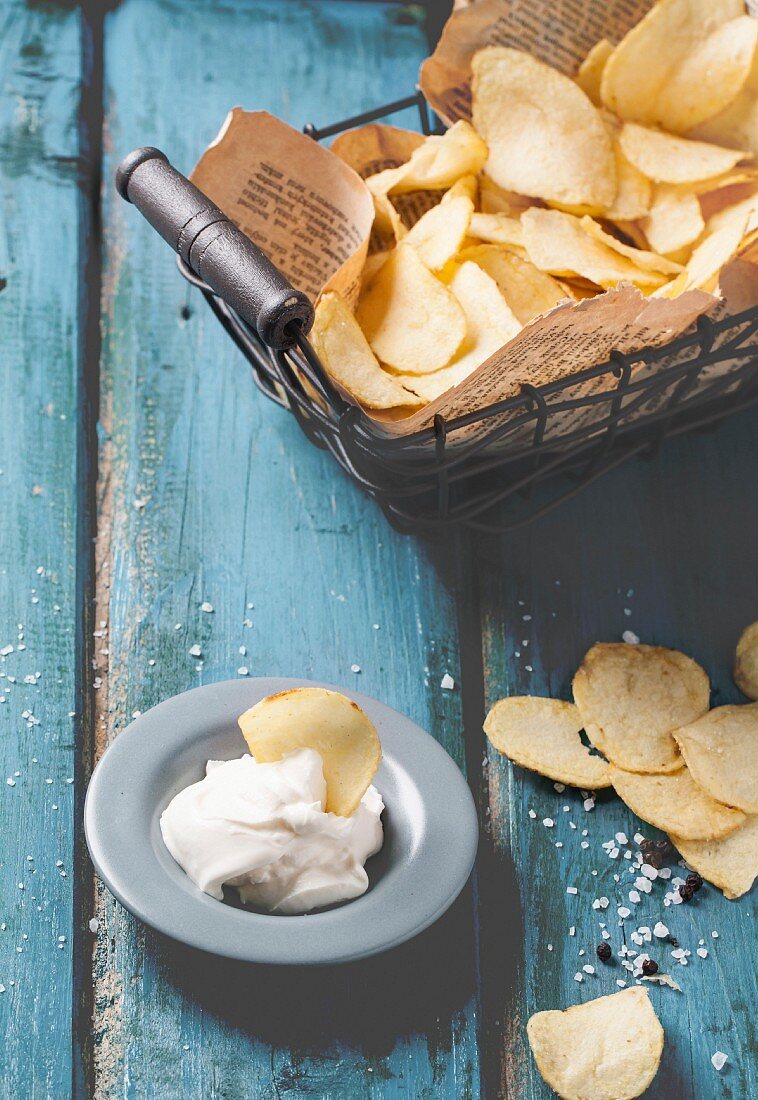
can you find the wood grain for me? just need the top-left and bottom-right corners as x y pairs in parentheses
(475, 407), (758, 1099)
(0, 3), (83, 1097)
(93, 2), (478, 1097)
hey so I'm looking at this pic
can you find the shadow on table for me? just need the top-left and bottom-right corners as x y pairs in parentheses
(150, 881), (480, 1056)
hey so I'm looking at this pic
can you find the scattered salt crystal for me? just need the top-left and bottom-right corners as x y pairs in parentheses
(712, 931), (719, 939)
(583, 964), (595, 974)
(440, 674), (454, 690)
(608, 848), (620, 859)
(635, 878), (653, 894)
(569, 926), (575, 937)
(553, 782), (565, 793)
(237, 667), (249, 676)
(653, 922), (669, 938)
(200, 602), (214, 613)
(633, 833), (644, 845)
(238, 646), (246, 656)
(55, 860), (63, 867)
(528, 810), (537, 819)
(580, 841), (589, 849)
(697, 948), (708, 958)
(658, 867), (672, 879)
(583, 798), (595, 812)
(629, 890), (641, 904)
(189, 645), (202, 658)
(711, 1052), (728, 1072)
(574, 972), (583, 983)
(641, 864), (658, 880)
(543, 818), (554, 828)
(524, 665), (533, 672)
(6, 778), (15, 787)
(89, 919), (99, 933)
(622, 630), (640, 644)
(618, 906), (631, 918)
(555, 842), (563, 848)
(601, 929), (611, 940)
(547, 944), (553, 951)
(566, 886), (578, 895)
(616, 980), (626, 987)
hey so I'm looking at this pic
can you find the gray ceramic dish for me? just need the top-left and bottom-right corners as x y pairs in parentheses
(84, 677), (479, 964)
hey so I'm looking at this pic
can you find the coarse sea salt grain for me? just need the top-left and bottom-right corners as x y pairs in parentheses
(583, 798), (595, 812)
(622, 630), (640, 645)
(89, 918), (99, 933)
(200, 602), (214, 613)
(697, 948), (708, 958)
(543, 818), (555, 828)
(711, 1052), (728, 1072)
(618, 906), (631, 918)
(566, 886), (578, 895)
(528, 810), (537, 819)
(568, 926), (575, 937)
(574, 972), (583, 983)
(440, 674), (454, 690)
(582, 964), (595, 974)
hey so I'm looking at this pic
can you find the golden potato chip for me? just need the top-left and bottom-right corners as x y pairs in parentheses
(238, 687), (381, 818)
(579, 216), (683, 274)
(468, 212), (524, 249)
(573, 643), (709, 773)
(657, 212), (748, 294)
(356, 245), (466, 373)
(403, 195), (473, 271)
(527, 987), (664, 1100)
(366, 121), (488, 196)
(472, 46), (615, 210)
(735, 621), (758, 699)
(673, 703), (758, 813)
(522, 209), (667, 288)
(619, 123), (748, 184)
(311, 293), (422, 410)
(642, 184), (705, 255)
(689, 43), (758, 155)
(442, 174), (478, 204)
(484, 696), (611, 789)
(371, 192), (406, 243)
(672, 815), (758, 898)
(606, 142), (653, 221)
(462, 245), (567, 324)
(600, 0), (752, 132)
(610, 765), (746, 839)
(396, 261), (520, 401)
(575, 39), (614, 106)
(478, 175), (535, 216)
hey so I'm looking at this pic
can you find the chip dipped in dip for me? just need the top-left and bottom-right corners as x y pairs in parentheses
(160, 748), (383, 914)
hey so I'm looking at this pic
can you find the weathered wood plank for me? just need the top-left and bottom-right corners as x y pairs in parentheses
(476, 407), (758, 1099)
(94, 2), (478, 1097)
(0, 3), (83, 1097)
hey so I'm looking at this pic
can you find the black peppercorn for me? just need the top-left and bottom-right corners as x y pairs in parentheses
(679, 883), (694, 901)
(596, 942), (612, 961)
(668, 937), (679, 948)
(686, 872), (703, 892)
(642, 959), (659, 976)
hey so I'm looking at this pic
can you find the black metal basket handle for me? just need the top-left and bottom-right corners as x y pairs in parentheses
(115, 147), (314, 350)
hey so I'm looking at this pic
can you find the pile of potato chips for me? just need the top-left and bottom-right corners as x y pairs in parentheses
(313, 0), (758, 413)
(484, 630), (758, 900)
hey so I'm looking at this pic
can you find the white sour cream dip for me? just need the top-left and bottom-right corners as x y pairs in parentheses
(160, 748), (383, 914)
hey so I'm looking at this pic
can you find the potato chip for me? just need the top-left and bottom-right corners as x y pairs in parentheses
(642, 184), (705, 255)
(606, 142), (653, 221)
(371, 192), (406, 243)
(356, 245), (466, 373)
(479, 175), (535, 216)
(657, 212), (748, 294)
(735, 621), (758, 699)
(403, 195), (473, 271)
(442, 174), (478, 205)
(527, 987), (664, 1100)
(311, 293), (421, 410)
(238, 687), (381, 818)
(572, 643), (709, 773)
(579, 216), (683, 274)
(619, 123), (749, 184)
(462, 245), (568, 324)
(600, 0), (752, 132)
(472, 46), (615, 209)
(672, 815), (758, 898)
(468, 212), (524, 248)
(366, 121), (488, 196)
(689, 43), (758, 155)
(611, 765), (746, 839)
(522, 209), (667, 288)
(673, 703), (758, 813)
(396, 261), (520, 401)
(575, 39), (614, 106)
(484, 696), (611, 789)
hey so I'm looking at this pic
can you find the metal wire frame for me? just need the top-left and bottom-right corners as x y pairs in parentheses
(178, 91), (758, 534)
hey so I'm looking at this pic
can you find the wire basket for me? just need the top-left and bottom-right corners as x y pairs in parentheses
(118, 92), (758, 535)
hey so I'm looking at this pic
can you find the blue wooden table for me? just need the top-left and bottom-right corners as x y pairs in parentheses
(1, 2), (756, 1096)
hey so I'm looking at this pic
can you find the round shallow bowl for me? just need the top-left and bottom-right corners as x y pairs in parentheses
(85, 677), (478, 965)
